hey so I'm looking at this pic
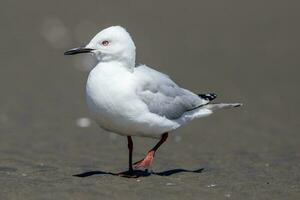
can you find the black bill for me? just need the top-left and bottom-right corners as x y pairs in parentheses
(64, 47), (94, 55)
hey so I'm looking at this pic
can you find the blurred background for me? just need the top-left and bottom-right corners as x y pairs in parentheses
(0, 0), (299, 199)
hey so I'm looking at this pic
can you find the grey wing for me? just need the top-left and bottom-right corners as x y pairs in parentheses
(135, 65), (209, 120)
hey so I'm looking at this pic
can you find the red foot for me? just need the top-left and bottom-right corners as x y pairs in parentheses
(134, 150), (155, 169)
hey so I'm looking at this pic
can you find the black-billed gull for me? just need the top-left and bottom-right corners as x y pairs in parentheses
(64, 26), (242, 177)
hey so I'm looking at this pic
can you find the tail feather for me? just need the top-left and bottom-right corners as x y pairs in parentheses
(204, 103), (242, 111)
(175, 103), (242, 125)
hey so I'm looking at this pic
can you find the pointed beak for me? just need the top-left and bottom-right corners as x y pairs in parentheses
(64, 47), (95, 55)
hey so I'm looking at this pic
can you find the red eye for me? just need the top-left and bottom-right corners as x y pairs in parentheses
(102, 40), (109, 46)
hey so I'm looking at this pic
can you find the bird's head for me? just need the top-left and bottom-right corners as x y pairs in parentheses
(65, 26), (136, 67)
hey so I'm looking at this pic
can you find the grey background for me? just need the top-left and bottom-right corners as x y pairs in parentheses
(0, 0), (299, 199)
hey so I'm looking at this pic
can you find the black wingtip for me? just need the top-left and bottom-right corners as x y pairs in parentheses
(198, 93), (217, 101)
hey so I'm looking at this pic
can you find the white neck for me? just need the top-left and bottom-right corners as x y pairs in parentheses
(94, 52), (135, 72)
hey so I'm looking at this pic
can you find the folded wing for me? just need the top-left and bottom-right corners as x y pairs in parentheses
(134, 65), (209, 120)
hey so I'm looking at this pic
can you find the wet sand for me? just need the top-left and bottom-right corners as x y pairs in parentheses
(0, 0), (299, 199)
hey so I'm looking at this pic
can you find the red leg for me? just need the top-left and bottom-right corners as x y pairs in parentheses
(134, 132), (168, 169)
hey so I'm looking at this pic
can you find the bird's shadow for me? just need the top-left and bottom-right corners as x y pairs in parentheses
(73, 168), (205, 178)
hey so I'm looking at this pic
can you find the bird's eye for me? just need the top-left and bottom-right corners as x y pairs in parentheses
(101, 40), (109, 46)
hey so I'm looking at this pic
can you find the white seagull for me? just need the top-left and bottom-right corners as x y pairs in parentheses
(65, 26), (242, 177)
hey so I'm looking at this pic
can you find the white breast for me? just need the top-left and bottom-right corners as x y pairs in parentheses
(86, 62), (146, 134)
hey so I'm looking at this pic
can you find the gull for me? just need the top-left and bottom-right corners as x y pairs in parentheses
(64, 26), (242, 177)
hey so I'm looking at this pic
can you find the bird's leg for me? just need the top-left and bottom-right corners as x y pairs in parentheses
(127, 136), (133, 172)
(118, 136), (138, 178)
(134, 132), (168, 169)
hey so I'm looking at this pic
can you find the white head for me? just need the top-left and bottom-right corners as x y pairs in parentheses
(65, 26), (136, 69)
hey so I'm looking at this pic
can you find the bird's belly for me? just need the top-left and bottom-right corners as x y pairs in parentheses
(86, 94), (136, 133)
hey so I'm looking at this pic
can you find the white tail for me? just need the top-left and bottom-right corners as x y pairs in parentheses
(175, 103), (242, 126)
(204, 103), (242, 111)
